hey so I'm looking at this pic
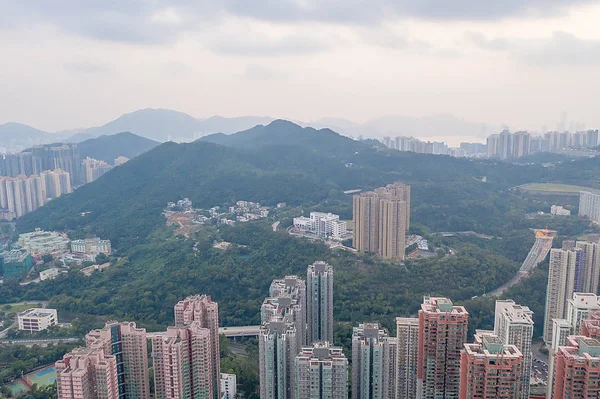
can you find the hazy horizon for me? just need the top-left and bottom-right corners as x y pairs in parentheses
(2, 1), (600, 134)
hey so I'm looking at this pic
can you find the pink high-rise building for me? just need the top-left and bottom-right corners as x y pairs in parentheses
(459, 333), (523, 399)
(551, 336), (600, 398)
(174, 294), (220, 399)
(85, 321), (150, 399)
(417, 296), (469, 399)
(152, 322), (213, 399)
(56, 347), (119, 399)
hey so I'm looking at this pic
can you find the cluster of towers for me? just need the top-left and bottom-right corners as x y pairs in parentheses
(55, 294), (220, 399)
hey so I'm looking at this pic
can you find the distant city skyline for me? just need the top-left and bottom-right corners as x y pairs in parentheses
(2, 2), (600, 134)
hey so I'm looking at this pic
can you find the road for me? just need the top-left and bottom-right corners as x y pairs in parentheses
(531, 341), (549, 384)
(272, 221), (280, 232)
(0, 337), (81, 347)
(147, 325), (261, 339)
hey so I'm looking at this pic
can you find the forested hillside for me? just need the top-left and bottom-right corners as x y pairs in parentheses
(78, 132), (159, 163)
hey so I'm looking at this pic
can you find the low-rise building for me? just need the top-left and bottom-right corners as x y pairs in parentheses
(550, 205), (571, 216)
(18, 229), (70, 256)
(220, 373), (237, 399)
(18, 308), (58, 332)
(70, 237), (111, 261)
(293, 212), (347, 240)
(0, 248), (32, 279)
(40, 267), (60, 281)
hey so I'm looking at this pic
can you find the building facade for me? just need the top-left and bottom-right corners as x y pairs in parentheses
(551, 336), (600, 399)
(85, 321), (150, 399)
(417, 297), (469, 399)
(459, 333), (523, 399)
(396, 317), (419, 399)
(173, 294), (220, 399)
(494, 300), (534, 399)
(351, 323), (395, 399)
(259, 318), (298, 399)
(306, 261), (334, 344)
(56, 347), (119, 399)
(220, 374), (236, 399)
(579, 191), (600, 223)
(18, 308), (57, 332)
(294, 342), (348, 399)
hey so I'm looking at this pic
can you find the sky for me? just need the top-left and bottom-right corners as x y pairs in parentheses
(1, 1), (600, 133)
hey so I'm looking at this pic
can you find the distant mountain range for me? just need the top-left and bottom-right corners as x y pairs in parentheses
(0, 108), (499, 149)
(78, 132), (160, 163)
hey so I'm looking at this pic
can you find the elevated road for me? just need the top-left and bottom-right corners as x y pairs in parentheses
(0, 337), (81, 347)
(147, 325), (261, 339)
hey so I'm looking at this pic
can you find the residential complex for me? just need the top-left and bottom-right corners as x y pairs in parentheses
(493, 300), (534, 399)
(265, 275), (307, 346)
(353, 182), (410, 260)
(0, 169), (71, 219)
(306, 261), (334, 344)
(550, 336), (600, 398)
(459, 332), (523, 399)
(579, 191), (600, 223)
(396, 317), (419, 399)
(18, 229), (70, 256)
(351, 323), (396, 399)
(17, 308), (58, 332)
(70, 237), (112, 261)
(550, 205), (571, 216)
(544, 238), (600, 343)
(259, 317), (298, 399)
(85, 321), (150, 399)
(0, 248), (32, 279)
(220, 373), (236, 399)
(172, 294), (221, 399)
(82, 157), (113, 183)
(292, 212), (348, 240)
(56, 347), (119, 399)
(295, 342), (348, 399)
(417, 296), (469, 399)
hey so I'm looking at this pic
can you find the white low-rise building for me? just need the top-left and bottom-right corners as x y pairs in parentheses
(40, 267), (60, 281)
(293, 212), (347, 240)
(70, 237), (111, 261)
(18, 308), (58, 332)
(220, 373), (237, 399)
(551, 205), (571, 216)
(18, 229), (70, 256)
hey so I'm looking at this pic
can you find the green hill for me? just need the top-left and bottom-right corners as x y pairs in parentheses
(78, 132), (160, 163)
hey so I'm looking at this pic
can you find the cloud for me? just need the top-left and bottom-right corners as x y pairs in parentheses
(467, 31), (600, 66)
(63, 60), (112, 74)
(206, 32), (333, 56)
(1, 1), (595, 45)
(244, 64), (281, 80)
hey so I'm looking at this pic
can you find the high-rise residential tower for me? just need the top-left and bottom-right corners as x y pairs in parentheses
(56, 347), (119, 399)
(494, 300), (534, 399)
(579, 191), (600, 223)
(259, 317), (298, 399)
(417, 297), (469, 399)
(575, 239), (600, 294)
(544, 248), (581, 343)
(353, 182), (410, 260)
(396, 317), (419, 399)
(351, 323), (396, 399)
(173, 294), (220, 399)
(268, 275), (307, 346)
(85, 321), (150, 399)
(459, 333), (523, 399)
(550, 336), (600, 398)
(294, 342), (348, 399)
(306, 261), (334, 344)
(152, 323), (214, 399)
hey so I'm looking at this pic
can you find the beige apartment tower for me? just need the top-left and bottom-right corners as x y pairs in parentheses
(396, 317), (419, 399)
(353, 182), (410, 260)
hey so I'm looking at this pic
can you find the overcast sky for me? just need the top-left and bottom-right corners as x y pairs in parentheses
(1, 1), (600, 132)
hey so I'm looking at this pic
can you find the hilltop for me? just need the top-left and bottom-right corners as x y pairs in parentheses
(78, 132), (160, 163)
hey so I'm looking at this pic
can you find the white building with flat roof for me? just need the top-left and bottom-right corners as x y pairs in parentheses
(220, 373), (236, 399)
(293, 212), (347, 240)
(18, 308), (58, 332)
(39, 267), (60, 281)
(18, 229), (70, 256)
(551, 205), (571, 216)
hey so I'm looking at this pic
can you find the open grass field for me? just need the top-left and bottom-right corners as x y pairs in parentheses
(7, 380), (28, 395)
(1, 302), (44, 314)
(518, 183), (600, 195)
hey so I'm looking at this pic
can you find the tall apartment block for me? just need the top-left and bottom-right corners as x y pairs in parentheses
(152, 323), (214, 399)
(579, 191), (600, 223)
(85, 321), (150, 399)
(417, 297), (469, 399)
(353, 182), (410, 260)
(259, 317), (298, 399)
(575, 238), (600, 294)
(544, 247), (580, 343)
(173, 294), (220, 399)
(494, 300), (534, 399)
(459, 332), (523, 399)
(306, 261), (334, 344)
(550, 336), (600, 398)
(56, 347), (119, 399)
(566, 292), (600, 335)
(294, 342), (348, 399)
(396, 317), (419, 399)
(267, 275), (307, 346)
(351, 323), (396, 399)
(546, 319), (572, 399)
